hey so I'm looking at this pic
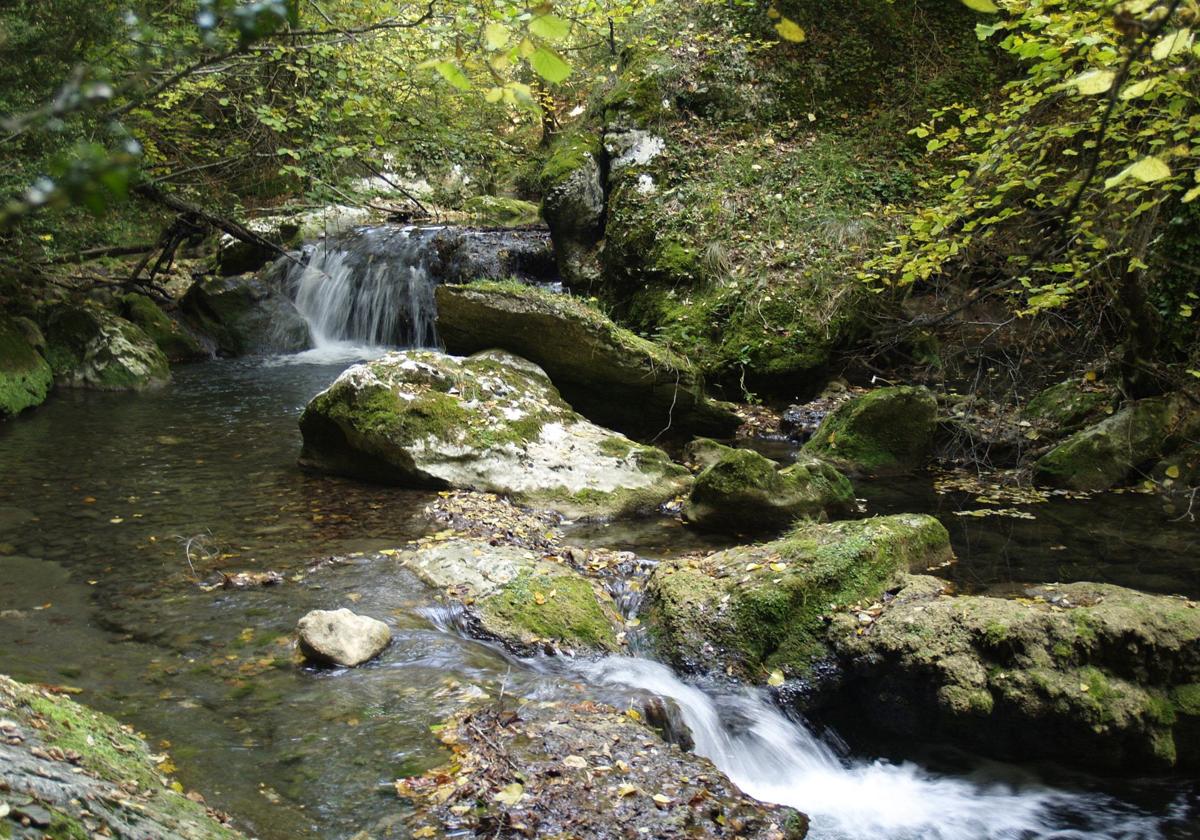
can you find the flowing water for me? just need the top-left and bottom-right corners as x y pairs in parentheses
(1, 266), (1199, 837)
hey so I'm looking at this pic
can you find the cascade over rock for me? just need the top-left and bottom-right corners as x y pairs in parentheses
(435, 281), (741, 438)
(298, 349), (692, 519)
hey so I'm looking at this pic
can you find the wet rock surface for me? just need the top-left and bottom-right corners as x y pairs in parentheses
(435, 281), (741, 439)
(399, 538), (625, 654)
(645, 514), (953, 683)
(298, 349), (693, 519)
(828, 575), (1200, 772)
(296, 608), (392, 666)
(683, 446), (855, 535)
(0, 316), (53, 418)
(181, 274), (312, 356)
(802, 385), (937, 476)
(40, 301), (170, 391)
(395, 700), (808, 839)
(0, 675), (242, 839)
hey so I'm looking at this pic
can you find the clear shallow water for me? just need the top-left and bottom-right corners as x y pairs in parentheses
(0, 357), (1196, 838)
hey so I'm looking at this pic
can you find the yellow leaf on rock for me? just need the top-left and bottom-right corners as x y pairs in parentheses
(767, 669), (785, 687)
(1166, 465), (1182, 479)
(617, 783), (639, 797)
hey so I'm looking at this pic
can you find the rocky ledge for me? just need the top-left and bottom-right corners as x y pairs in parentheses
(396, 700), (808, 839)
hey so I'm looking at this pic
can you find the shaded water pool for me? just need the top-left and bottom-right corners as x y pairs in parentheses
(0, 356), (1197, 839)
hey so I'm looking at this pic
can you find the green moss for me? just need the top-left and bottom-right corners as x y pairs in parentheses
(462, 195), (542, 227)
(1172, 683), (1200, 716)
(802, 386), (937, 474)
(984, 621), (1010, 646)
(480, 569), (620, 650)
(1024, 381), (1113, 431)
(540, 131), (601, 189)
(120, 293), (203, 362)
(0, 316), (53, 418)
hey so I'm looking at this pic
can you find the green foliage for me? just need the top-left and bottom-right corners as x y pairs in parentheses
(867, 0), (1200, 332)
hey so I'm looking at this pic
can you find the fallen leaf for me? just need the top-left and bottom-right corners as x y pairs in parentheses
(494, 782), (524, 806)
(767, 669), (785, 687)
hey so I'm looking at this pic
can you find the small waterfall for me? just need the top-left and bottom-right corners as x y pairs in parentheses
(283, 226), (441, 351)
(581, 657), (1178, 840)
(268, 223), (557, 363)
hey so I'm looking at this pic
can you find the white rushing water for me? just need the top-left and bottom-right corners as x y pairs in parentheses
(285, 226), (440, 350)
(582, 657), (1174, 840)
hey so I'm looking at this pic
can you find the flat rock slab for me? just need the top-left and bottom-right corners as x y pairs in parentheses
(396, 700), (808, 839)
(297, 608), (391, 666)
(435, 282), (741, 439)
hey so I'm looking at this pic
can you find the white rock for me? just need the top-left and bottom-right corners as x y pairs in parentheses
(297, 608), (391, 667)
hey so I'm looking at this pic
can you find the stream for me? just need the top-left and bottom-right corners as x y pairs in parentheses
(2, 226), (1198, 838)
(1, 353), (1197, 839)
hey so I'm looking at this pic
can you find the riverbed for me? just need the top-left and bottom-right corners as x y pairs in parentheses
(1, 354), (1196, 839)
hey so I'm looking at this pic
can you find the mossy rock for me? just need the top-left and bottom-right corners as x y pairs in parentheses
(299, 349), (692, 519)
(684, 449), (855, 535)
(802, 386), (937, 475)
(435, 281), (741, 439)
(40, 302), (170, 391)
(539, 131), (605, 287)
(681, 437), (743, 471)
(181, 274), (311, 357)
(119, 293), (207, 362)
(1034, 393), (1200, 491)
(1023, 380), (1115, 432)
(462, 195), (542, 227)
(829, 577), (1200, 772)
(401, 539), (623, 653)
(0, 675), (242, 839)
(0, 315), (53, 419)
(645, 513), (952, 680)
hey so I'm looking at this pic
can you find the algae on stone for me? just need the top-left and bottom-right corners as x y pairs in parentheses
(40, 302), (170, 391)
(119, 293), (206, 362)
(401, 539), (624, 653)
(0, 675), (242, 839)
(299, 350), (692, 519)
(802, 385), (937, 475)
(1034, 393), (1199, 491)
(0, 316), (53, 418)
(684, 448), (855, 534)
(435, 280), (741, 438)
(829, 577), (1200, 771)
(645, 513), (953, 680)
(462, 195), (542, 227)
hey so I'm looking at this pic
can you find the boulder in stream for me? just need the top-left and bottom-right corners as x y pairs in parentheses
(0, 675), (243, 839)
(400, 538), (624, 654)
(118, 293), (207, 362)
(435, 281), (741, 439)
(801, 385), (937, 476)
(298, 350), (693, 519)
(644, 514), (953, 682)
(828, 576), (1200, 772)
(297, 608), (392, 667)
(0, 315), (53, 418)
(181, 274), (311, 356)
(40, 301), (170, 391)
(396, 700), (808, 839)
(1033, 393), (1200, 491)
(683, 446), (855, 535)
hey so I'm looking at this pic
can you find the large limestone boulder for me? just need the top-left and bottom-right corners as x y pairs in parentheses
(1034, 393), (1199, 491)
(400, 538), (624, 654)
(644, 514), (952, 681)
(0, 675), (243, 839)
(683, 446), (854, 535)
(435, 281), (741, 438)
(0, 315), (53, 418)
(802, 385), (937, 475)
(298, 350), (692, 519)
(119, 293), (207, 362)
(181, 274), (311, 356)
(829, 576), (1200, 772)
(41, 302), (170, 391)
(399, 700), (808, 840)
(296, 608), (391, 666)
(539, 132), (605, 287)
